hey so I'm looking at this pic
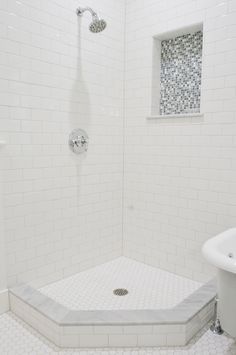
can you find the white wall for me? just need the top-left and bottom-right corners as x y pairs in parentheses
(1, 0), (236, 288)
(0, 168), (6, 291)
(123, 0), (236, 282)
(0, 0), (125, 287)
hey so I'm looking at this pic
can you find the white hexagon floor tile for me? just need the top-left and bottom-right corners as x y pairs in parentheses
(0, 312), (236, 355)
(40, 257), (202, 310)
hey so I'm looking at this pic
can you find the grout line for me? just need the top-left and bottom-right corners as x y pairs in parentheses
(121, 0), (127, 256)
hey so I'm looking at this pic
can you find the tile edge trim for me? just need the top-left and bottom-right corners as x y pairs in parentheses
(147, 113), (204, 120)
(0, 289), (9, 315)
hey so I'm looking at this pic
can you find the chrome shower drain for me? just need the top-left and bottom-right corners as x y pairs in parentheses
(113, 288), (128, 296)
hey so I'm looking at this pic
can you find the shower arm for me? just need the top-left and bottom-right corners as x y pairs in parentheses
(76, 7), (98, 19)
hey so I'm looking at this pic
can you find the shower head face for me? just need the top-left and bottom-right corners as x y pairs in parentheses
(76, 7), (107, 33)
(89, 18), (107, 33)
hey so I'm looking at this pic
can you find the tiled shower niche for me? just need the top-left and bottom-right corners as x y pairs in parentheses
(150, 26), (203, 117)
(160, 31), (203, 115)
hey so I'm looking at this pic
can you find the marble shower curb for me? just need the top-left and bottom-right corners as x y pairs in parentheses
(9, 280), (216, 348)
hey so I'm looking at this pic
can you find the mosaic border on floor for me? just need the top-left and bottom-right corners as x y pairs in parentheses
(9, 280), (216, 348)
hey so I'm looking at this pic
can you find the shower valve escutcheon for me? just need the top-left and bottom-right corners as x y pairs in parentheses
(69, 129), (89, 154)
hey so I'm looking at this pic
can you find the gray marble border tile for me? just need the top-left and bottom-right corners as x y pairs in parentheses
(10, 279), (216, 326)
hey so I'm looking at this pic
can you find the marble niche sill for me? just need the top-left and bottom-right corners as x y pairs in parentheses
(147, 113), (204, 120)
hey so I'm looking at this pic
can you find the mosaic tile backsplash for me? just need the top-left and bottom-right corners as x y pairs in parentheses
(160, 31), (203, 115)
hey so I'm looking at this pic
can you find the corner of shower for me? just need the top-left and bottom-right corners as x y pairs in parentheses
(5, 3), (217, 350)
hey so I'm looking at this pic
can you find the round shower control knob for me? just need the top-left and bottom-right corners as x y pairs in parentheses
(69, 129), (89, 154)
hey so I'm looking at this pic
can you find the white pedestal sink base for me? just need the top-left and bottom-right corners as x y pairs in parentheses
(218, 269), (236, 338)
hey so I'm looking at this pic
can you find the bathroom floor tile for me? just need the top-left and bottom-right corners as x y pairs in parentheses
(0, 312), (236, 354)
(40, 257), (202, 310)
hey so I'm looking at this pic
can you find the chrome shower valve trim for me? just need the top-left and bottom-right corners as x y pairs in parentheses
(69, 129), (89, 154)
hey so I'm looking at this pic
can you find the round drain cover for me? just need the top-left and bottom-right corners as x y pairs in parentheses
(113, 288), (128, 296)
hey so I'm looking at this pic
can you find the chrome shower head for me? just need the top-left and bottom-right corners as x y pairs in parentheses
(76, 7), (107, 33)
(89, 18), (106, 33)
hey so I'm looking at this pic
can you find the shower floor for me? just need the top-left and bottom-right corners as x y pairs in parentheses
(39, 257), (202, 310)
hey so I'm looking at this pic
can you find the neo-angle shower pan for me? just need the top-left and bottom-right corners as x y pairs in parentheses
(9, 280), (215, 348)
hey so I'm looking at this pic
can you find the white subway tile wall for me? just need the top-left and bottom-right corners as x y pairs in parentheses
(123, 0), (236, 282)
(0, 0), (125, 287)
(1, 0), (236, 288)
